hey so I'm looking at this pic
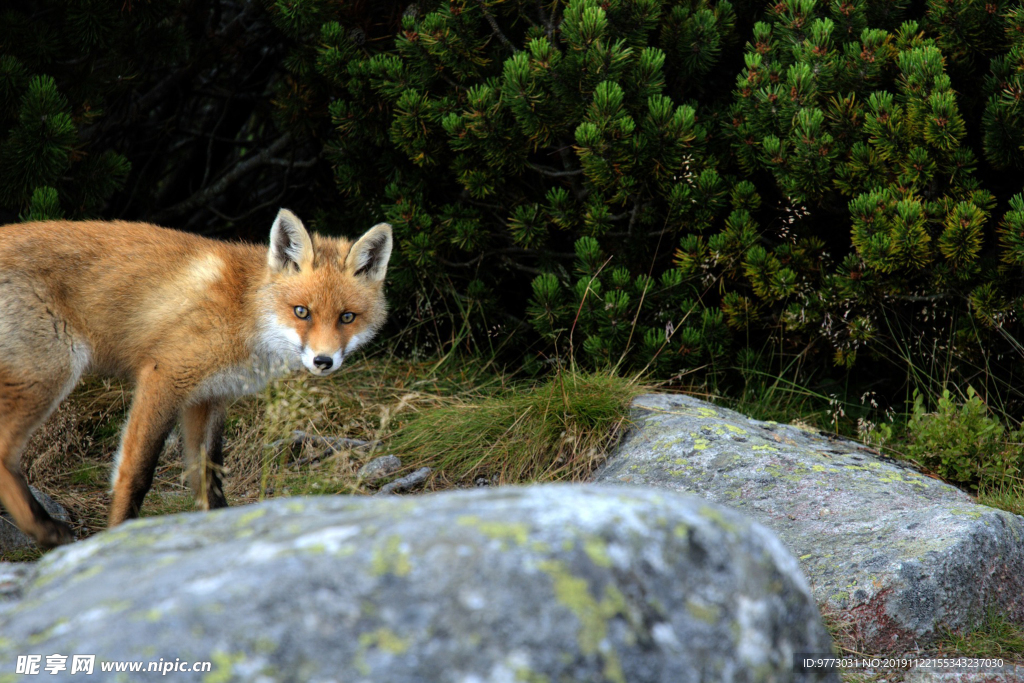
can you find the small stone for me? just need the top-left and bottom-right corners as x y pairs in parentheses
(375, 467), (431, 495)
(357, 455), (402, 482)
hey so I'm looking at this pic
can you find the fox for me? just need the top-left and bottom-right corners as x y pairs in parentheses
(0, 209), (392, 548)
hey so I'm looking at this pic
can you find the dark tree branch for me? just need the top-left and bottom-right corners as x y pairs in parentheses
(152, 133), (293, 223)
(202, 156), (310, 228)
(475, 0), (518, 52)
(528, 162), (584, 177)
(500, 256), (546, 275)
(535, 0), (555, 41)
(265, 157), (319, 168)
(440, 245), (577, 268)
(627, 196), (642, 235)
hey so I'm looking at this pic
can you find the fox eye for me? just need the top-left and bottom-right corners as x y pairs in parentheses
(294, 306), (310, 320)
(340, 312), (356, 324)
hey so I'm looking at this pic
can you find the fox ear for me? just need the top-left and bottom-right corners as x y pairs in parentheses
(346, 223), (393, 282)
(268, 209), (314, 273)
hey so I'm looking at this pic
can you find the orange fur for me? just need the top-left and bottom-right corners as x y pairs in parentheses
(0, 209), (392, 546)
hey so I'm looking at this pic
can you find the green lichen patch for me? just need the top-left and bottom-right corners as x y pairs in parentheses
(582, 537), (612, 568)
(687, 598), (722, 624)
(236, 508), (268, 526)
(457, 516), (530, 547)
(27, 617), (70, 646)
(359, 627), (411, 655)
(205, 650), (245, 683)
(515, 666), (551, 683)
(698, 505), (739, 535)
(538, 559), (629, 683)
(370, 535), (412, 577)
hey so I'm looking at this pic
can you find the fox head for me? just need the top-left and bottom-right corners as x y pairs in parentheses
(261, 209), (392, 376)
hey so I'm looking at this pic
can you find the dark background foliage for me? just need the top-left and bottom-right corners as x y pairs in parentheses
(5, 0), (1024, 413)
(0, 0), (399, 235)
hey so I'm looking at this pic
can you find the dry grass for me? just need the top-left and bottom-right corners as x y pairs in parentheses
(13, 356), (488, 546)
(7, 355), (635, 558)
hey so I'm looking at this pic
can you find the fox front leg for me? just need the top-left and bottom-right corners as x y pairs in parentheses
(108, 366), (182, 526)
(181, 400), (229, 511)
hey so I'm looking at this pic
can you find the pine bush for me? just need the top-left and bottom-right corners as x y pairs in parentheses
(314, 0), (746, 371)
(304, 0), (1024, 401)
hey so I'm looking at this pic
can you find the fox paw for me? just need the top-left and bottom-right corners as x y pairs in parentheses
(35, 519), (75, 549)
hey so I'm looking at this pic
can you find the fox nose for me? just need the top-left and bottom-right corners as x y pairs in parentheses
(313, 355), (334, 371)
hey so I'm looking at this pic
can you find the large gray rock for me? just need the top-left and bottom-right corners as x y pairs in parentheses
(0, 485), (836, 682)
(0, 487), (71, 554)
(595, 394), (1024, 652)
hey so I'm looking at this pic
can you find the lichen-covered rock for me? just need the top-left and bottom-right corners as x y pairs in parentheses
(0, 487), (70, 554)
(0, 485), (835, 682)
(594, 394), (1024, 651)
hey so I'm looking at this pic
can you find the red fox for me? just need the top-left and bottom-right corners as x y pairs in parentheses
(0, 209), (392, 547)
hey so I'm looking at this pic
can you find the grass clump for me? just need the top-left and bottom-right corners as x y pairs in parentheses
(938, 609), (1024, 661)
(975, 481), (1024, 516)
(388, 371), (640, 486)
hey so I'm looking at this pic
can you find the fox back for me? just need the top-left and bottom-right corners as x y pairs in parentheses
(0, 209), (392, 547)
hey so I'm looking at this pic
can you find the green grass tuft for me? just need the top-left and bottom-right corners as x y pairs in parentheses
(976, 480), (1024, 517)
(939, 609), (1024, 661)
(388, 371), (640, 486)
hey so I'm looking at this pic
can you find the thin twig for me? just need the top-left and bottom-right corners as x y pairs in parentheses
(892, 293), (953, 302)
(528, 162), (584, 177)
(204, 151), (314, 228)
(266, 431), (377, 470)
